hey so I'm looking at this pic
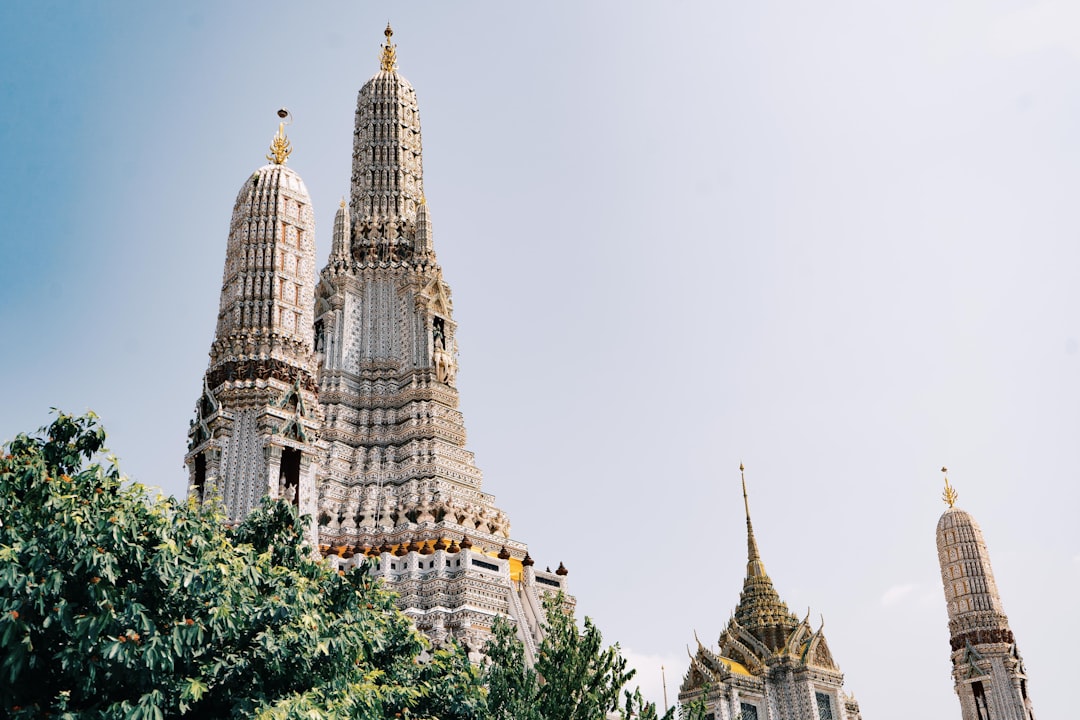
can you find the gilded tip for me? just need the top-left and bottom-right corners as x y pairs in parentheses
(380, 24), (398, 72)
(941, 467), (958, 508)
(266, 121), (292, 165)
(739, 462), (745, 472)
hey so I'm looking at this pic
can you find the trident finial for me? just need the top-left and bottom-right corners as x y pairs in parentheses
(380, 23), (398, 72)
(267, 108), (292, 165)
(267, 124), (291, 165)
(941, 466), (958, 508)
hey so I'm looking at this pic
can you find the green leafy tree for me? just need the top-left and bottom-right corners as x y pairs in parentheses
(484, 594), (694, 720)
(0, 412), (486, 719)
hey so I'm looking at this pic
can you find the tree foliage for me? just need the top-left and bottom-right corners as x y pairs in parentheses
(484, 594), (697, 720)
(0, 412), (486, 719)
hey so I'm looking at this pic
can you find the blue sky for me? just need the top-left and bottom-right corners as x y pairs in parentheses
(2, 2), (1078, 717)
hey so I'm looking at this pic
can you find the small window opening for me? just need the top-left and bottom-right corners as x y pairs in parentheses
(815, 692), (834, 720)
(280, 448), (301, 509)
(193, 452), (207, 501)
(973, 681), (991, 720)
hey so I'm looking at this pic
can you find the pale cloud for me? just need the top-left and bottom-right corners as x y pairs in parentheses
(881, 582), (941, 609)
(880, 583), (917, 607)
(985, 0), (1080, 58)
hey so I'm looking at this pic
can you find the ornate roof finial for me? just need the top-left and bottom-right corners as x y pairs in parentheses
(340, 197), (347, 209)
(942, 466), (958, 508)
(741, 463), (767, 578)
(267, 108), (292, 165)
(267, 123), (292, 164)
(380, 23), (398, 72)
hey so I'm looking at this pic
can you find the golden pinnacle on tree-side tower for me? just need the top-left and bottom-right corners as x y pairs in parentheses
(935, 469), (1036, 720)
(266, 122), (292, 165)
(942, 466), (959, 508)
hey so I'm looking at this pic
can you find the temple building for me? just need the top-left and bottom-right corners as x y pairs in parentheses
(679, 466), (863, 720)
(177, 22), (1043, 716)
(936, 470), (1036, 720)
(184, 25), (567, 659)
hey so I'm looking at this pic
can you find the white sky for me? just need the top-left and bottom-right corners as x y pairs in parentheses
(2, 3), (1078, 718)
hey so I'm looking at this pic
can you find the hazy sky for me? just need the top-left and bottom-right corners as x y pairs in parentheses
(2, 2), (1078, 718)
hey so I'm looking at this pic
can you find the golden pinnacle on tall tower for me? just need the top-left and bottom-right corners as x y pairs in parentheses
(267, 122), (292, 165)
(380, 23), (398, 72)
(941, 466), (958, 508)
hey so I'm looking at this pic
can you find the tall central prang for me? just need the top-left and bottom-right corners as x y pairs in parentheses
(188, 26), (567, 658)
(312, 26), (567, 656)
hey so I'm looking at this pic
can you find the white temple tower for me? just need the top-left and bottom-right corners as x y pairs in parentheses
(680, 466), (863, 720)
(936, 470), (1036, 720)
(186, 25), (568, 659)
(185, 122), (323, 529)
(312, 26), (567, 657)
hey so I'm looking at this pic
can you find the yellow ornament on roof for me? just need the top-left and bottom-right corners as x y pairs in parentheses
(267, 122), (291, 165)
(381, 23), (398, 72)
(941, 466), (958, 508)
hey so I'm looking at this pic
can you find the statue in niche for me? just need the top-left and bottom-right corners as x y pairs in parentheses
(341, 505), (356, 533)
(360, 494), (377, 529)
(320, 501), (341, 531)
(416, 500), (435, 524)
(456, 505), (475, 529)
(432, 316), (446, 350)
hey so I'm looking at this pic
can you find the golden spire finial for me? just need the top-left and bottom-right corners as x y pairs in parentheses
(267, 123), (292, 164)
(267, 109), (293, 165)
(340, 197), (347, 209)
(380, 23), (398, 72)
(941, 466), (958, 508)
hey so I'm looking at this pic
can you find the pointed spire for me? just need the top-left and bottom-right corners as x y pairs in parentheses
(380, 23), (398, 72)
(730, 463), (798, 651)
(415, 196), (433, 254)
(941, 466), (958, 508)
(332, 196), (351, 262)
(742, 463), (767, 578)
